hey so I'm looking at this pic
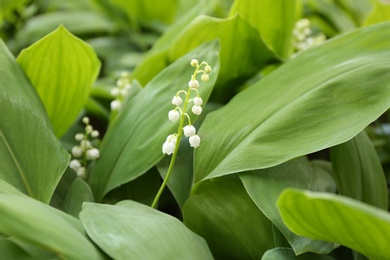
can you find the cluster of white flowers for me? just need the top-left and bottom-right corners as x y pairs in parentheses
(111, 72), (132, 111)
(69, 117), (100, 178)
(292, 18), (326, 53)
(162, 59), (212, 155)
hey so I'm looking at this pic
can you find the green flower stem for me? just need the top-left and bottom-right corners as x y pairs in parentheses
(151, 76), (194, 209)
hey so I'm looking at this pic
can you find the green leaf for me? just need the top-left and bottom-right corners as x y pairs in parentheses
(240, 157), (337, 255)
(17, 25), (101, 137)
(13, 11), (115, 51)
(80, 201), (213, 260)
(89, 41), (220, 201)
(0, 238), (33, 260)
(0, 180), (104, 259)
(364, 2), (390, 26)
(330, 131), (388, 209)
(229, 0), (300, 58)
(262, 247), (336, 260)
(278, 189), (390, 259)
(167, 15), (276, 101)
(0, 40), (69, 203)
(64, 178), (95, 218)
(195, 22), (390, 182)
(183, 177), (274, 259)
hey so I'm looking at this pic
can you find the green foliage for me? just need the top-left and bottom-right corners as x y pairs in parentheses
(17, 25), (101, 137)
(0, 40), (69, 203)
(2, 0), (390, 259)
(278, 189), (390, 260)
(80, 201), (213, 259)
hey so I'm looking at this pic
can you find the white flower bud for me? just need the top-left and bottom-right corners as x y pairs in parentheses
(76, 167), (86, 178)
(80, 140), (91, 150)
(69, 159), (81, 171)
(91, 130), (99, 138)
(124, 83), (132, 90)
(190, 59), (198, 67)
(193, 97), (203, 106)
(162, 141), (175, 155)
(189, 135), (201, 148)
(71, 146), (83, 158)
(172, 96), (183, 106)
(205, 65), (212, 73)
(86, 148), (100, 160)
(75, 133), (84, 141)
(168, 110), (180, 122)
(192, 105), (202, 115)
(120, 88), (128, 96)
(111, 88), (120, 97)
(110, 100), (122, 111)
(116, 78), (124, 87)
(183, 125), (196, 137)
(85, 125), (93, 134)
(201, 74), (209, 82)
(82, 117), (89, 124)
(189, 79), (199, 88)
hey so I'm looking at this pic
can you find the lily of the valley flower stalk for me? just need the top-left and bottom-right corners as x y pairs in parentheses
(151, 59), (212, 209)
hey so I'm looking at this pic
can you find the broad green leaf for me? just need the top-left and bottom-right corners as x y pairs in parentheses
(278, 189), (390, 260)
(109, 0), (177, 27)
(195, 22), (390, 182)
(330, 131), (388, 209)
(307, 0), (356, 33)
(64, 178), (95, 218)
(364, 2), (390, 26)
(89, 41), (220, 201)
(167, 15), (276, 101)
(0, 180), (103, 259)
(229, 0), (300, 58)
(240, 157), (337, 255)
(17, 25), (101, 137)
(133, 15), (276, 102)
(262, 247), (336, 260)
(13, 11), (115, 51)
(183, 177), (273, 259)
(0, 238), (32, 260)
(0, 40), (69, 203)
(80, 201), (213, 260)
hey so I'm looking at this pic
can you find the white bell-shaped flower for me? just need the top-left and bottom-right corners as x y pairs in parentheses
(162, 141), (175, 155)
(71, 146), (83, 158)
(172, 96), (183, 106)
(110, 100), (122, 111)
(201, 74), (209, 82)
(188, 79), (199, 89)
(192, 105), (202, 115)
(205, 65), (212, 73)
(86, 148), (100, 160)
(168, 110), (180, 122)
(111, 88), (120, 97)
(190, 59), (199, 67)
(91, 130), (99, 138)
(166, 134), (177, 145)
(75, 133), (84, 141)
(76, 167), (86, 178)
(193, 97), (203, 106)
(69, 159), (81, 171)
(183, 125), (196, 137)
(189, 135), (201, 148)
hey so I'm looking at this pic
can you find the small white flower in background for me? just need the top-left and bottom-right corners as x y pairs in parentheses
(110, 100), (122, 111)
(110, 71), (132, 112)
(168, 110), (180, 122)
(183, 125), (196, 137)
(292, 18), (326, 54)
(192, 105), (202, 115)
(193, 97), (203, 106)
(189, 135), (201, 148)
(162, 135), (177, 155)
(68, 116), (100, 179)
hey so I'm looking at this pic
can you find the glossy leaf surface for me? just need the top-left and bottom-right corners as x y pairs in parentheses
(80, 201), (213, 259)
(195, 22), (390, 181)
(278, 189), (390, 260)
(0, 40), (69, 203)
(241, 157), (337, 255)
(17, 25), (101, 137)
(0, 180), (103, 259)
(183, 177), (274, 259)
